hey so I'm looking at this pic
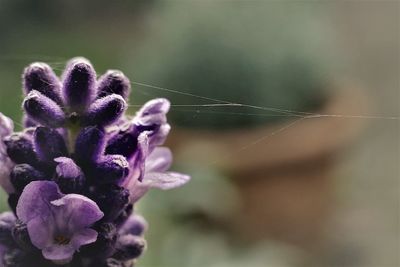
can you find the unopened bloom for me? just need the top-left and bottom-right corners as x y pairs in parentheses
(0, 57), (190, 266)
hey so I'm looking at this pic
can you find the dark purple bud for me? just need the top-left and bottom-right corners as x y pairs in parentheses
(8, 193), (19, 214)
(33, 127), (68, 163)
(62, 57), (96, 112)
(97, 70), (131, 100)
(83, 94), (127, 127)
(81, 223), (117, 259)
(114, 204), (133, 228)
(91, 184), (129, 222)
(22, 115), (38, 128)
(23, 62), (63, 105)
(12, 220), (36, 251)
(54, 157), (85, 193)
(23, 90), (65, 128)
(113, 235), (146, 261)
(0, 212), (16, 247)
(10, 164), (46, 192)
(3, 133), (38, 165)
(74, 126), (105, 163)
(91, 155), (129, 184)
(119, 214), (148, 237)
(105, 129), (139, 159)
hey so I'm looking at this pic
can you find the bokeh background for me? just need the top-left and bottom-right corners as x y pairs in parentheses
(0, 1), (399, 266)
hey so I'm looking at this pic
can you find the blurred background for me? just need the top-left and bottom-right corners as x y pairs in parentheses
(0, 1), (398, 266)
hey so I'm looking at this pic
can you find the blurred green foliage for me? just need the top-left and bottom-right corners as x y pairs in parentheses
(130, 2), (337, 129)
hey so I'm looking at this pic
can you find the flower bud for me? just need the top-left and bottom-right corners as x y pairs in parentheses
(91, 184), (129, 222)
(22, 115), (38, 128)
(97, 70), (131, 100)
(81, 223), (117, 258)
(119, 214), (148, 237)
(74, 126), (105, 163)
(12, 220), (36, 251)
(62, 57), (96, 112)
(114, 204), (133, 228)
(10, 164), (46, 192)
(84, 94), (127, 127)
(54, 157), (85, 193)
(23, 62), (63, 105)
(33, 127), (68, 164)
(105, 129), (139, 159)
(113, 234), (146, 261)
(91, 155), (129, 184)
(3, 133), (38, 165)
(23, 90), (65, 128)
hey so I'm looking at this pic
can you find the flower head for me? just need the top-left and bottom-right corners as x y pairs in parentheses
(0, 57), (190, 266)
(16, 181), (103, 262)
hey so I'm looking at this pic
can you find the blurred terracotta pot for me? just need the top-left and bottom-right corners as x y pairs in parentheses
(167, 87), (368, 249)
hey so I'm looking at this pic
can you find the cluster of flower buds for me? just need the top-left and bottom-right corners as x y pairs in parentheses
(0, 58), (190, 267)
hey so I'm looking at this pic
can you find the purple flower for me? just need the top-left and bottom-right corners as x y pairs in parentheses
(0, 57), (190, 266)
(126, 144), (190, 203)
(16, 181), (103, 263)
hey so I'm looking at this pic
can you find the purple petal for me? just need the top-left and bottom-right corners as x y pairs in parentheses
(16, 181), (62, 223)
(129, 132), (148, 182)
(23, 90), (65, 128)
(42, 243), (75, 262)
(97, 70), (131, 100)
(54, 157), (85, 193)
(146, 147), (173, 173)
(0, 157), (14, 194)
(27, 216), (54, 249)
(142, 172), (190, 190)
(0, 113), (13, 138)
(62, 57), (96, 112)
(55, 157), (83, 180)
(136, 98), (170, 118)
(23, 62), (63, 105)
(128, 171), (189, 203)
(50, 194), (103, 231)
(83, 94), (127, 127)
(70, 228), (98, 249)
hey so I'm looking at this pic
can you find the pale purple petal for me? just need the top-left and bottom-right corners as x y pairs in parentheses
(0, 113), (14, 193)
(136, 98), (170, 118)
(142, 172), (190, 190)
(146, 147), (173, 173)
(42, 243), (75, 262)
(16, 181), (62, 223)
(50, 194), (104, 231)
(70, 228), (98, 249)
(0, 113), (13, 137)
(27, 216), (54, 249)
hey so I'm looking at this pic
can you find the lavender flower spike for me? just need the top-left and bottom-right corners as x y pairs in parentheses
(16, 181), (103, 263)
(0, 58), (190, 266)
